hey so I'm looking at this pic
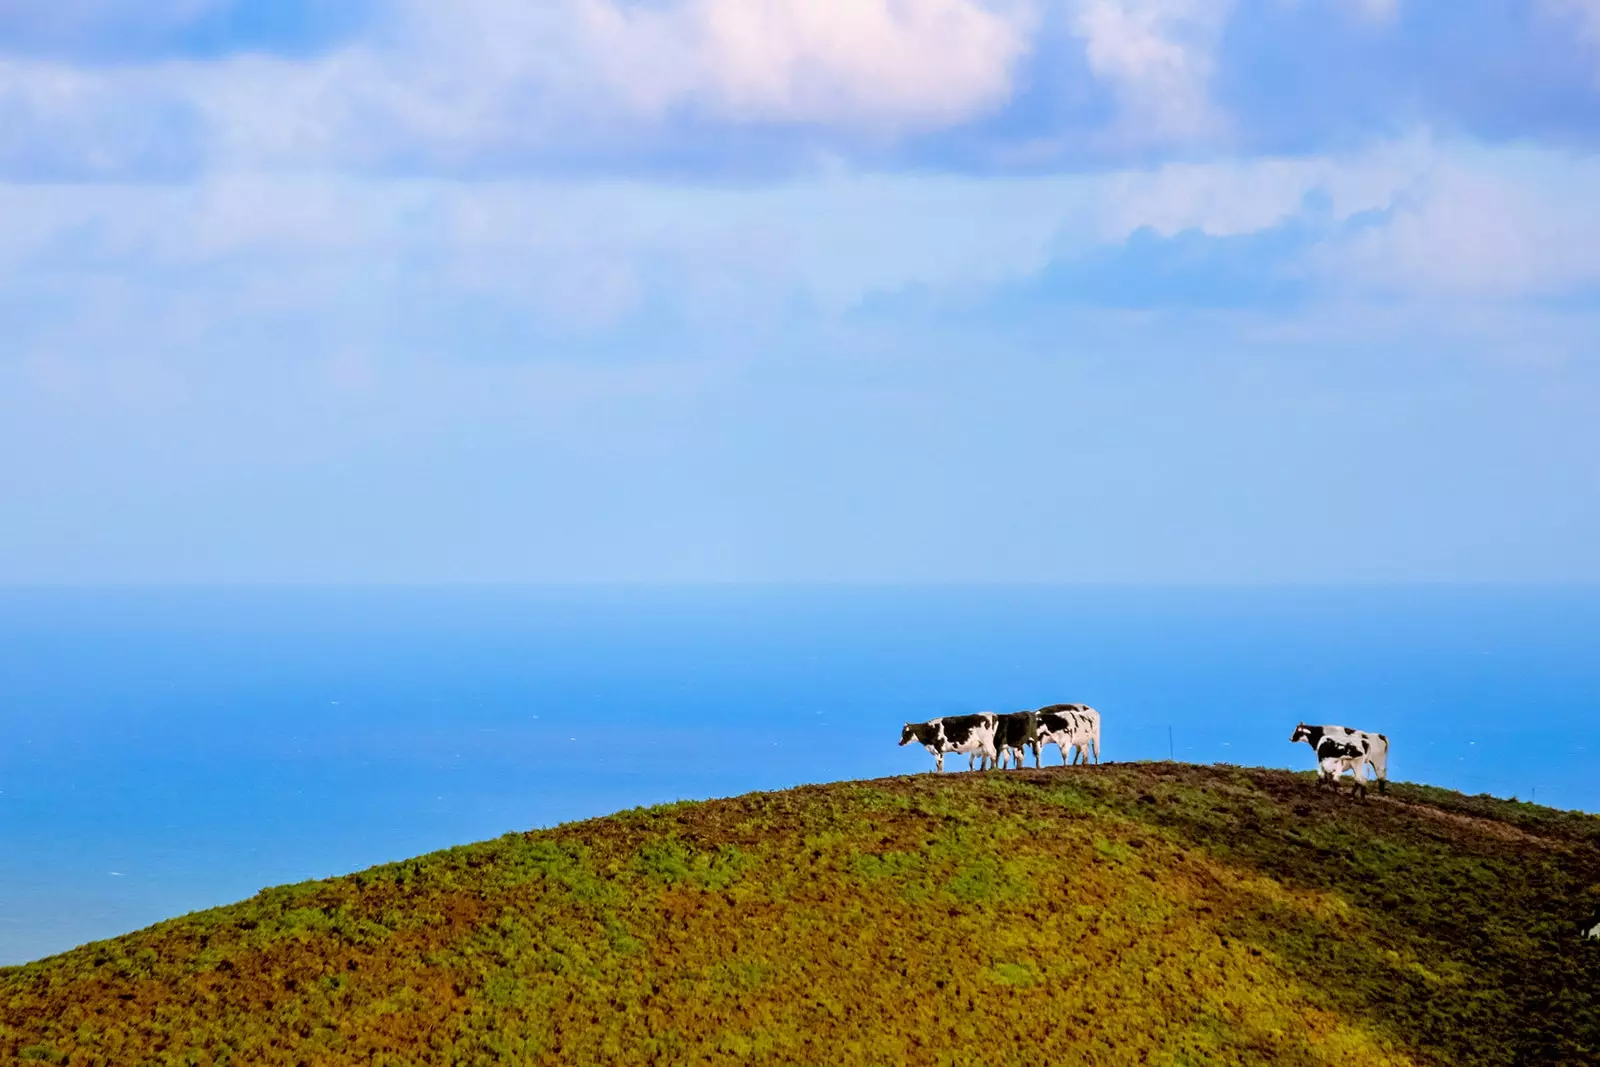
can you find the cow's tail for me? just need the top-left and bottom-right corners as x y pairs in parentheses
(1370, 733), (1390, 794)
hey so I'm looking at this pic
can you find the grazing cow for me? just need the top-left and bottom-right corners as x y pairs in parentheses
(993, 711), (1041, 769)
(1036, 704), (1101, 766)
(1290, 723), (1389, 797)
(1586, 918), (1600, 943)
(899, 714), (999, 773)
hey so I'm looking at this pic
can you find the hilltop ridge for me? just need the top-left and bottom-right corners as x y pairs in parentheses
(3, 762), (1598, 1065)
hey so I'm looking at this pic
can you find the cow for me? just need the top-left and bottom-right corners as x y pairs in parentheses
(1586, 917), (1600, 943)
(1036, 704), (1101, 766)
(993, 711), (1041, 769)
(1290, 723), (1389, 797)
(899, 714), (999, 773)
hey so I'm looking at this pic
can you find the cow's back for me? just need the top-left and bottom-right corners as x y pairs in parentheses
(938, 713), (995, 749)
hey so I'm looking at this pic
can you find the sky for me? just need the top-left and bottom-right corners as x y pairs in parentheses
(0, 0), (1597, 583)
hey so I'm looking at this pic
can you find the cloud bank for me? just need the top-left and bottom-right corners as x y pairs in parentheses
(1, 0), (1597, 583)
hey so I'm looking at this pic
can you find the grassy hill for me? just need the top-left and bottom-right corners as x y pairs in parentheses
(3, 763), (1598, 1066)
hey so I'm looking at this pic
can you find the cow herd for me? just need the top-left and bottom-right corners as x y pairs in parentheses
(899, 705), (1100, 774)
(899, 706), (1392, 798)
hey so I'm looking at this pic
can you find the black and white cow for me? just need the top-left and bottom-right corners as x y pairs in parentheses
(1036, 704), (1101, 766)
(1585, 916), (1600, 943)
(1289, 723), (1389, 797)
(993, 711), (1041, 770)
(899, 714), (999, 773)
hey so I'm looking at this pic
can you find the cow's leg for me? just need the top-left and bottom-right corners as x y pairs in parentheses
(1319, 758), (1342, 790)
(1032, 742), (1041, 770)
(936, 752), (945, 773)
(1367, 739), (1389, 796)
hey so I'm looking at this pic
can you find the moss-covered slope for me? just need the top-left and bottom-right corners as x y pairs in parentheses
(3, 763), (1598, 1066)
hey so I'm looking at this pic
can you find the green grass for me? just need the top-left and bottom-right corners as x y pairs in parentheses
(3, 763), (1597, 1065)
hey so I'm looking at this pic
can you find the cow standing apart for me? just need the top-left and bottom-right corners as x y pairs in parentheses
(899, 714), (999, 773)
(993, 711), (1041, 770)
(1036, 704), (1101, 766)
(1290, 723), (1389, 797)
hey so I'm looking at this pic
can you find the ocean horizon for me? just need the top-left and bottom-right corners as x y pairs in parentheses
(2, 584), (1596, 966)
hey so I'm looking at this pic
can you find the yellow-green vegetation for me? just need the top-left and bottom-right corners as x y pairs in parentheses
(3, 763), (1598, 1066)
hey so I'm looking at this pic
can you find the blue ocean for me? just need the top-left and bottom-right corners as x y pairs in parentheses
(1, 586), (1596, 966)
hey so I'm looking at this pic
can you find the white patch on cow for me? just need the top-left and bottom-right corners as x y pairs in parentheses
(1037, 705), (1101, 766)
(1586, 919), (1600, 942)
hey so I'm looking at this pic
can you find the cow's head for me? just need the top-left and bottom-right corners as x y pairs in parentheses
(899, 723), (917, 746)
(1289, 723), (1314, 744)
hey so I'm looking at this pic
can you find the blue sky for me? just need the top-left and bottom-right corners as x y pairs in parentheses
(0, 0), (1597, 582)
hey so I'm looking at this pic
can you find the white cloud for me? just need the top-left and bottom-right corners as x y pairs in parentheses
(0, 0), (1039, 177)
(1093, 136), (1434, 238)
(1319, 149), (1600, 299)
(1079, 137), (1600, 302)
(5, 0), (1340, 175)
(1068, 0), (1232, 144)
(573, 0), (1033, 127)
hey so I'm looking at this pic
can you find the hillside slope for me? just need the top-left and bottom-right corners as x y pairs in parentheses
(3, 763), (1598, 1066)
